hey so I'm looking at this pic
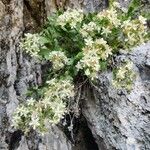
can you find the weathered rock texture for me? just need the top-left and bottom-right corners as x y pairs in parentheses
(0, 0), (72, 149)
(0, 0), (150, 150)
(82, 43), (150, 150)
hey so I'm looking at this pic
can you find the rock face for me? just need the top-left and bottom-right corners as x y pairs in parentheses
(16, 126), (72, 150)
(82, 43), (150, 150)
(0, 0), (72, 149)
(0, 0), (150, 150)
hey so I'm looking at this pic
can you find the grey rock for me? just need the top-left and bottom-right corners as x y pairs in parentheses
(16, 126), (72, 150)
(16, 137), (29, 150)
(82, 43), (150, 150)
(38, 126), (72, 150)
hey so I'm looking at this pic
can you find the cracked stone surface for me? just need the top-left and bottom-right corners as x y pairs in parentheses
(82, 43), (150, 150)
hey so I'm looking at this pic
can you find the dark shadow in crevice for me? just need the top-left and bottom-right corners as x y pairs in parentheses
(138, 65), (150, 81)
(5, 130), (23, 150)
(61, 114), (100, 150)
(73, 116), (99, 150)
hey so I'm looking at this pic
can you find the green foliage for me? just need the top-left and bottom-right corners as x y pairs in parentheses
(12, 1), (149, 134)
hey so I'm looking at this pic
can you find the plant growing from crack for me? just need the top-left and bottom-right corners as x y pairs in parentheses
(12, 0), (149, 134)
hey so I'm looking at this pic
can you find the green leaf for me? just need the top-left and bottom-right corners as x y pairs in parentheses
(127, 0), (141, 18)
(100, 61), (107, 71)
(40, 37), (50, 44)
(39, 48), (50, 59)
(74, 52), (83, 61)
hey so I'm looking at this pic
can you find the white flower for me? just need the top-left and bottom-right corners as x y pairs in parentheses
(80, 29), (89, 37)
(138, 15), (147, 25)
(88, 22), (97, 29)
(57, 8), (83, 28)
(125, 61), (133, 70)
(116, 68), (126, 79)
(84, 38), (94, 46)
(78, 37), (112, 79)
(95, 38), (107, 45)
(12, 77), (74, 131)
(112, 2), (121, 8)
(97, 8), (121, 27)
(122, 18), (147, 47)
(85, 69), (91, 76)
(16, 106), (29, 117)
(45, 78), (75, 100)
(121, 7), (128, 13)
(12, 115), (21, 128)
(20, 33), (41, 57)
(49, 51), (69, 70)
(101, 27), (112, 36)
(76, 62), (82, 71)
(78, 49), (100, 79)
(27, 98), (35, 106)
(52, 101), (66, 118)
(29, 112), (40, 130)
(80, 22), (98, 37)
(113, 61), (136, 90)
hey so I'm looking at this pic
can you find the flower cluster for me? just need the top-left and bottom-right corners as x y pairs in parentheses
(12, 78), (74, 133)
(12, 98), (37, 132)
(45, 78), (75, 102)
(76, 49), (100, 79)
(49, 51), (69, 70)
(77, 38), (112, 79)
(80, 22), (99, 37)
(96, 6), (121, 28)
(112, 61), (136, 91)
(122, 16), (147, 47)
(20, 33), (42, 57)
(57, 8), (83, 28)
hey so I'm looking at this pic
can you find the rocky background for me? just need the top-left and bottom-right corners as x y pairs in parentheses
(0, 0), (150, 150)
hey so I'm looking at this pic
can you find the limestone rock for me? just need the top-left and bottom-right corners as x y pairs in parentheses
(38, 126), (72, 150)
(82, 43), (150, 150)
